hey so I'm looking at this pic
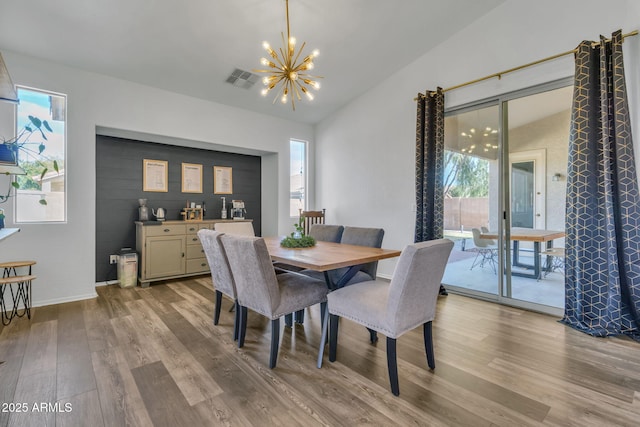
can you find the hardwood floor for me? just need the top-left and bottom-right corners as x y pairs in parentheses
(1, 277), (639, 426)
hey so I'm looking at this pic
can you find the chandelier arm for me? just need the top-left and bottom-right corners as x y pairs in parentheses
(291, 42), (306, 68)
(292, 80), (303, 100)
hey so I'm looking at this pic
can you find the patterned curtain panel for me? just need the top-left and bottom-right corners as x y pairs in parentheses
(415, 88), (445, 243)
(562, 30), (640, 339)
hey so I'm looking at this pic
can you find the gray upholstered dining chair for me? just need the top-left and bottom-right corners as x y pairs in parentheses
(214, 221), (255, 236)
(302, 226), (385, 342)
(197, 229), (240, 340)
(220, 234), (328, 369)
(327, 238), (453, 396)
(301, 226), (384, 287)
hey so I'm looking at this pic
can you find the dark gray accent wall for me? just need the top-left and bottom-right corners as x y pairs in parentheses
(96, 135), (261, 282)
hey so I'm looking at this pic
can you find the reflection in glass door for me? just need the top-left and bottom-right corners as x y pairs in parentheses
(505, 86), (573, 310)
(442, 103), (500, 298)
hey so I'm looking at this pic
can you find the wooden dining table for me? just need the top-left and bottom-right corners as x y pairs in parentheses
(263, 236), (401, 289)
(480, 227), (565, 279)
(263, 236), (402, 368)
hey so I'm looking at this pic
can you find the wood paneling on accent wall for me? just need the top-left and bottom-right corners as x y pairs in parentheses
(95, 136), (261, 282)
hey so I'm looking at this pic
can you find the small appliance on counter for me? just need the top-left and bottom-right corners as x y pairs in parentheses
(152, 207), (166, 221)
(221, 197), (227, 219)
(231, 200), (246, 220)
(138, 199), (149, 221)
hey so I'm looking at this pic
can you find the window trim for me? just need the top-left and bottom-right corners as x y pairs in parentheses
(14, 85), (68, 224)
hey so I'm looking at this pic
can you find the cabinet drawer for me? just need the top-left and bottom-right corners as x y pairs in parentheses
(186, 234), (201, 245)
(187, 258), (210, 274)
(186, 224), (200, 234)
(145, 224), (186, 237)
(186, 244), (206, 259)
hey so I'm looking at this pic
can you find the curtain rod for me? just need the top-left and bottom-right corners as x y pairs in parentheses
(414, 29), (638, 100)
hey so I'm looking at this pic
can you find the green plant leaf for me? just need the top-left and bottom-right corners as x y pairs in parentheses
(43, 120), (53, 132)
(40, 167), (48, 180)
(39, 199), (47, 205)
(39, 143), (46, 154)
(53, 160), (59, 173)
(25, 126), (32, 132)
(280, 235), (316, 248)
(11, 181), (19, 189)
(28, 115), (42, 128)
(39, 129), (48, 140)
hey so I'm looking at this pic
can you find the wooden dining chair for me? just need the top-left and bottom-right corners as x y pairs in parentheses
(299, 209), (326, 236)
(220, 234), (328, 368)
(197, 230), (240, 340)
(327, 239), (454, 396)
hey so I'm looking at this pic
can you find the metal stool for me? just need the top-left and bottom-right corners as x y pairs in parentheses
(0, 261), (36, 325)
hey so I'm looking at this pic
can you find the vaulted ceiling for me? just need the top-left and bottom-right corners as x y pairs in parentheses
(0, 0), (506, 124)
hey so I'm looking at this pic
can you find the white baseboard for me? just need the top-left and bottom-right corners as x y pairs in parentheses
(95, 280), (121, 287)
(32, 291), (98, 308)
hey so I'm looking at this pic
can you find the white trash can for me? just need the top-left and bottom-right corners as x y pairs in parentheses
(117, 250), (138, 288)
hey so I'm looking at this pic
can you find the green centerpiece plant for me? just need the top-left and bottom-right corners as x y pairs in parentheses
(280, 215), (316, 248)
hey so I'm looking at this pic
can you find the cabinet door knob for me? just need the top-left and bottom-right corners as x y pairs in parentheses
(164, 229), (170, 232)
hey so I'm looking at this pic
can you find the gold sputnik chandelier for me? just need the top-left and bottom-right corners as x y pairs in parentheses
(255, 0), (321, 110)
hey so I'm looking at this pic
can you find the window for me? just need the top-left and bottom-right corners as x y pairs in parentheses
(289, 139), (306, 216)
(15, 86), (66, 222)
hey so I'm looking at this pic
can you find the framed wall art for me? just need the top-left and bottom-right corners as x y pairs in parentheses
(214, 166), (233, 194)
(143, 159), (168, 192)
(181, 162), (203, 193)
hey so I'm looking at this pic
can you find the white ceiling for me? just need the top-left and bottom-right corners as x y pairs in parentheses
(0, 0), (506, 124)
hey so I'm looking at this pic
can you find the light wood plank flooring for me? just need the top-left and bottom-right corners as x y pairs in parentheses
(1, 277), (639, 426)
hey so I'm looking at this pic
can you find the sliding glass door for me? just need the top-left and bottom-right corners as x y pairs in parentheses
(442, 102), (500, 298)
(441, 80), (572, 315)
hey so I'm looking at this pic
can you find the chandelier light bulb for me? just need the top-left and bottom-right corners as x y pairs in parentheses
(289, 71), (298, 80)
(260, 57), (269, 66)
(281, 93), (288, 104)
(263, 41), (270, 50)
(312, 49), (319, 57)
(289, 37), (296, 46)
(261, 88), (269, 96)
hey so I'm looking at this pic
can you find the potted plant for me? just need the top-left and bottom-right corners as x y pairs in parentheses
(1, 114), (55, 205)
(280, 215), (316, 248)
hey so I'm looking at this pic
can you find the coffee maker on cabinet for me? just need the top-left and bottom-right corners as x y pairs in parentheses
(231, 200), (246, 220)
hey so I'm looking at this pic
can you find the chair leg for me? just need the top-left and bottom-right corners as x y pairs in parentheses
(423, 321), (435, 370)
(368, 328), (378, 343)
(295, 309), (305, 324)
(386, 337), (400, 396)
(214, 290), (222, 325)
(320, 301), (327, 328)
(238, 306), (248, 348)
(329, 314), (339, 362)
(269, 318), (280, 369)
(317, 303), (329, 369)
(233, 300), (240, 341)
(284, 313), (293, 327)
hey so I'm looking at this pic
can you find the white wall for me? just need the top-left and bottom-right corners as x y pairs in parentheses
(315, 0), (640, 278)
(0, 52), (313, 306)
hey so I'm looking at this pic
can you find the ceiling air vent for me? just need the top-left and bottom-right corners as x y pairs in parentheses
(226, 68), (259, 90)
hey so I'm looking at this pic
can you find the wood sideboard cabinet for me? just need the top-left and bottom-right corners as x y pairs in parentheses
(135, 219), (252, 287)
